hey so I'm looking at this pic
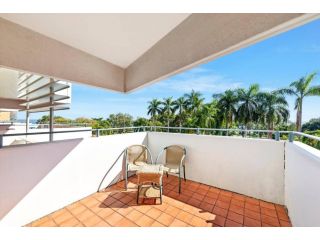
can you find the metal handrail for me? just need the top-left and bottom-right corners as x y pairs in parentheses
(0, 125), (319, 149)
(1, 128), (93, 137)
(292, 131), (320, 141)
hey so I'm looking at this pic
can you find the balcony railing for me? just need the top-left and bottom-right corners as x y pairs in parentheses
(0, 126), (319, 149)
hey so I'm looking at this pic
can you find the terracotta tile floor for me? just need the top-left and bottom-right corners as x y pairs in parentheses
(26, 175), (292, 227)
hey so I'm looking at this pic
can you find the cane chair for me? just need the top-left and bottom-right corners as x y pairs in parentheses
(156, 145), (186, 193)
(124, 144), (153, 190)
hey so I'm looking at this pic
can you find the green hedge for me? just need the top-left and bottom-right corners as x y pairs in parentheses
(300, 130), (320, 150)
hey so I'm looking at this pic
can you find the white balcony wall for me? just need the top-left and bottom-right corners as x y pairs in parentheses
(148, 132), (285, 204)
(285, 142), (320, 226)
(1, 126), (92, 146)
(0, 132), (147, 226)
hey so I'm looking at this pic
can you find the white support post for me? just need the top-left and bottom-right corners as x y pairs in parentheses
(49, 78), (54, 142)
(26, 111), (29, 133)
(49, 107), (54, 142)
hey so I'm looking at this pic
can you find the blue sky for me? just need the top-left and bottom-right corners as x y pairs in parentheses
(28, 18), (320, 123)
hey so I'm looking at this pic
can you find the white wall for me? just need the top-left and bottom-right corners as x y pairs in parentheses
(0, 68), (18, 99)
(148, 132), (285, 204)
(0, 132), (147, 226)
(285, 142), (320, 226)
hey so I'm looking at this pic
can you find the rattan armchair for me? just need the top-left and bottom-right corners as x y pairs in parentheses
(124, 144), (153, 190)
(156, 145), (186, 193)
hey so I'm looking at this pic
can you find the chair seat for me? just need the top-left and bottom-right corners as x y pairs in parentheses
(163, 163), (180, 174)
(127, 161), (148, 171)
(138, 185), (161, 198)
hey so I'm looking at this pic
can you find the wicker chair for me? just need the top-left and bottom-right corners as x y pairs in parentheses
(124, 144), (153, 190)
(156, 145), (186, 193)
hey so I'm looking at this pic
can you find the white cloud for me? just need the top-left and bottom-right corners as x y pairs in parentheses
(304, 44), (320, 53)
(152, 67), (243, 93)
(260, 87), (276, 92)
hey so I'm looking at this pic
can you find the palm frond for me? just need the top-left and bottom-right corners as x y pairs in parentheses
(305, 85), (320, 96)
(275, 88), (297, 96)
(302, 72), (317, 92)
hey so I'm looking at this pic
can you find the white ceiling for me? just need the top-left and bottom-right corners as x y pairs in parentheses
(0, 13), (190, 68)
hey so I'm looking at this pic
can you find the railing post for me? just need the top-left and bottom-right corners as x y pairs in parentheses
(289, 132), (294, 142)
(143, 126), (146, 132)
(196, 128), (200, 135)
(275, 131), (280, 141)
(0, 135), (3, 148)
(96, 129), (100, 137)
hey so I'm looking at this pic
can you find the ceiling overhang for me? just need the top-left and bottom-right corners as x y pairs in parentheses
(0, 97), (25, 111)
(0, 13), (319, 93)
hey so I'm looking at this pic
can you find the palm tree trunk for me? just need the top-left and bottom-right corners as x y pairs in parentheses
(179, 110), (182, 131)
(225, 114), (229, 136)
(296, 108), (302, 132)
(244, 123), (249, 137)
(298, 107), (302, 132)
(295, 98), (303, 132)
(267, 122), (273, 139)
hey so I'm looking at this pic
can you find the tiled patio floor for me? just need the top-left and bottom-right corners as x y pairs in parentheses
(27, 175), (291, 227)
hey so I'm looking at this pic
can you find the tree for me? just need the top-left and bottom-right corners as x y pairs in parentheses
(36, 115), (50, 124)
(172, 97), (188, 128)
(213, 90), (239, 129)
(75, 117), (94, 125)
(257, 91), (289, 138)
(237, 84), (260, 129)
(161, 97), (176, 128)
(133, 117), (150, 127)
(277, 73), (319, 131)
(184, 90), (204, 114)
(36, 115), (71, 124)
(108, 113), (133, 128)
(91, 117), (110, 129)
(302, 117), (320, 131)
(147, 99), (162, 123)
(198, 102), (218, 128)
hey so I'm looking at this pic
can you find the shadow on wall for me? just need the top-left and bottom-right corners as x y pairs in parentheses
(97, 143), (149, 192)
(97, 148), (125, 192)
(0, 138), (83, 220)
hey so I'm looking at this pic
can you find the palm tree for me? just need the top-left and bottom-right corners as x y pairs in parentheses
(147, 99), (162, 123)
(213, 90), (239, 129)
(257, 91), (289, 138)
(277, 73), (320, 132)
(173, 97), (187, 128)
(161, 97), (176, 128)
(198, 102), (218, 128)
(237, 84), (260, 129)
(184, 90), (204, 114)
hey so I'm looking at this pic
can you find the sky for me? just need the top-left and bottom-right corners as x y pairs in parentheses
(26, 18), (320, 123)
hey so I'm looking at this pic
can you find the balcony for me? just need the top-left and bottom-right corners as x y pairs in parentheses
(1, 128), (319, 227)
(26, 176), (291, 227)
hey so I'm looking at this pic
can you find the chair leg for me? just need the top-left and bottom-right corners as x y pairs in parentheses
(183, 165), (186, 182)
(166, 171), (169, 178)
(160, 184), (163, 204)
(178, 171), (181, 194)
(125, 169), (128, 191)
(136, 185), (140, 204)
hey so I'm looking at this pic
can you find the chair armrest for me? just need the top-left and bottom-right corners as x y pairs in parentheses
(155, 148), (166, 165)
(145, 145), (154, 164)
